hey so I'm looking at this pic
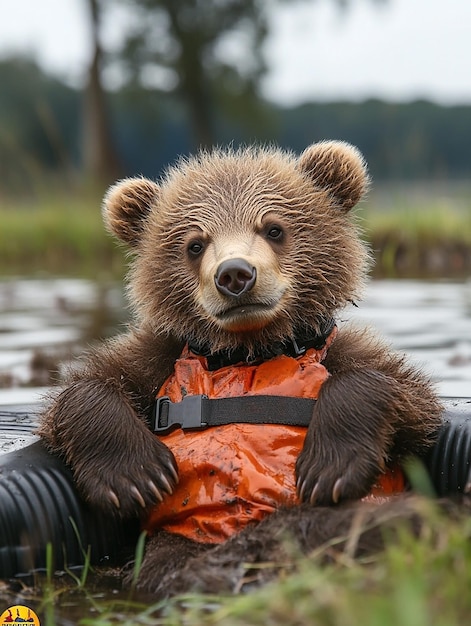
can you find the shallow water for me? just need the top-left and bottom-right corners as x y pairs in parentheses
(0, 277), (470, 450)
(0, 278), (127, 452)
(347, 279), (471, 398)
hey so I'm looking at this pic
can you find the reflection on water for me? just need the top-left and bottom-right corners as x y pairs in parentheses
(0, 278), (127, 396)
(347, 280), (471, 398)
(0, 278), (128, 452)
(0, 277), (470, 408)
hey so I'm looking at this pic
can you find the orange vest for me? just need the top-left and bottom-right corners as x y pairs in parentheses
(144, 328), (405, 543)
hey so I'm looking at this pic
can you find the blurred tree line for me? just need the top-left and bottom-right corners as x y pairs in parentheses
(0, 0), (470, 194)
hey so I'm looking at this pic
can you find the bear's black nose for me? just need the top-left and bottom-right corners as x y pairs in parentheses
(215, 258), (257, 297)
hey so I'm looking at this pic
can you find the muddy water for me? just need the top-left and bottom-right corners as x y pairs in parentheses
(0, 278), (128, 452)
(0, 278), (127, 392)
(0, 277), (470, 452)
(348, 279), (471, 397)
(1, 277), (470, 407)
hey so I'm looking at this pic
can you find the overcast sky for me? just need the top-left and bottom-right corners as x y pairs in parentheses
(0, 0), (470, 106)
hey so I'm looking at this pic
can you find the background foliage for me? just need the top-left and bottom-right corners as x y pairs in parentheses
(1, 57), (471, 195)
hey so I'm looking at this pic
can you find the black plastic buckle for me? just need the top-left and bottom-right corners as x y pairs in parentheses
(153, 394), (208, 435)
(289, 337), (306, 357)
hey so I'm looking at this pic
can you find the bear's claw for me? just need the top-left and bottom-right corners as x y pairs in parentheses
(109, 490), (120, 509)
(158, 470), (175, 495)
(131, 485), (147, 508)
(332, 478), (343, 504)
(309, 483), (320, 505)
(148, 481), (164, 502)
(166, 461), (179, 484)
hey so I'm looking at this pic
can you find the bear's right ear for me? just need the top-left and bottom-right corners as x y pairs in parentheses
(102, 177), (160, 246)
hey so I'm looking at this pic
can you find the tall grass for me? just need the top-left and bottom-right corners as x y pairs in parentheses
(364, 205), (471, 244)
(366, 181), (471, 238)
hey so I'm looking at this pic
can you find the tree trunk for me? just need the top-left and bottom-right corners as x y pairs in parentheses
(181, 48), (214, 150)
(82, 0), (122, 186)
(163, 0), (214, 150)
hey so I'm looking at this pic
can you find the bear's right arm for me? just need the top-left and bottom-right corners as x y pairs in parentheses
(38, 326), (185, 517)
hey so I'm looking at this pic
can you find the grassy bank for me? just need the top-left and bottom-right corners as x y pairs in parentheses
(0, 191), (123, 278)
(365, 207), (471, 278)
(1, 188), (470, 278)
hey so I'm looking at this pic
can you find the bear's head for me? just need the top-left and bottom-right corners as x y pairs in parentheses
(103, 141), (370, 353)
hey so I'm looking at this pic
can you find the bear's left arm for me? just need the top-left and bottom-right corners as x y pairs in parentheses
(296, 325), (443, 505)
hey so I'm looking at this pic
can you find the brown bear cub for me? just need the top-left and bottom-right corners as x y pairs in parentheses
(39, 141), (442, 595)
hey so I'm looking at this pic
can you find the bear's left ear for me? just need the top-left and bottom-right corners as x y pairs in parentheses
(298, 141), (369, 211)
(102, 177), (160, 247)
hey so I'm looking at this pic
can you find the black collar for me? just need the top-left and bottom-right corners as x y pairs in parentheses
(188, 318), (336, 371)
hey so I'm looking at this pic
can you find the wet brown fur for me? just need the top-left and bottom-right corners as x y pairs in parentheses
(39, 141), (443, 595)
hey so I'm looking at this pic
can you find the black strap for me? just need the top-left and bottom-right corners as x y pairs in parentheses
(188, 318), (336, 371)
(153, 394), (315, 435)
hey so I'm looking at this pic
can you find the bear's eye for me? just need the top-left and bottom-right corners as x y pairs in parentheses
(188, 240), (204, 257)
(266, 225), (284, 241)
